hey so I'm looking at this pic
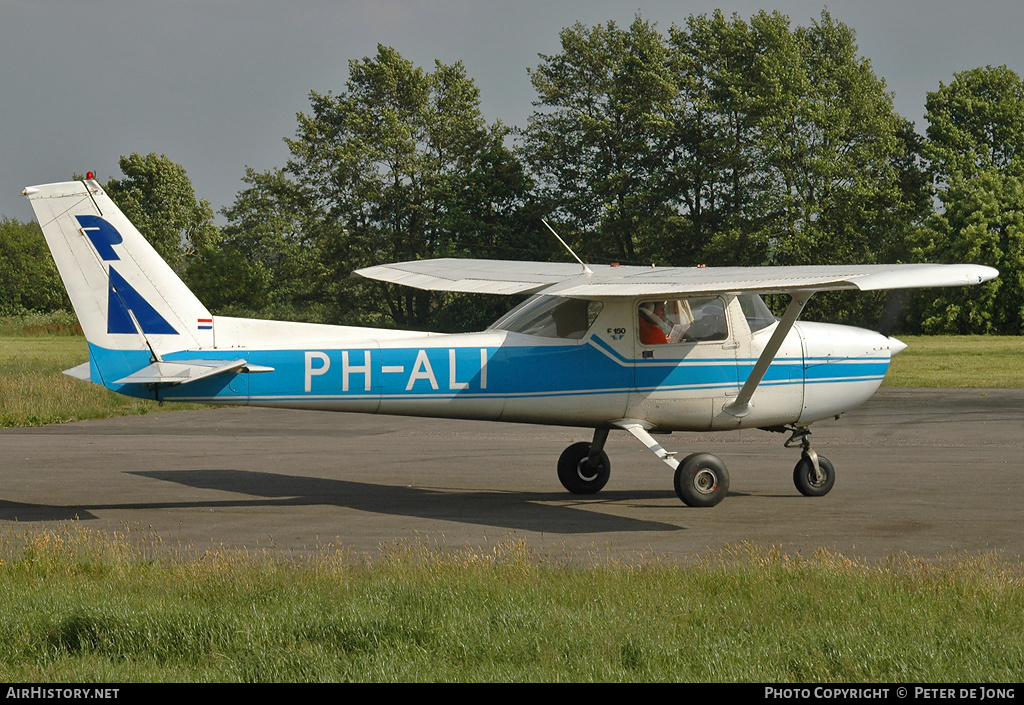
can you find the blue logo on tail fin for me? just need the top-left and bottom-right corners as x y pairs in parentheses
(74, 214), (178, 336)
(107, 268), (177, 335)
(75, 215), (121, 261)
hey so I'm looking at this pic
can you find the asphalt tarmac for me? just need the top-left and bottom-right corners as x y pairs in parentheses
(2, 388), (1021, 563)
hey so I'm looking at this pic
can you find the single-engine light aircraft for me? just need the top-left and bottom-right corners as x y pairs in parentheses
(24, 179), (998, 507)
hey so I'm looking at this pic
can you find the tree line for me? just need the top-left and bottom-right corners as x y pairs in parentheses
(4, 10), (1023, 334)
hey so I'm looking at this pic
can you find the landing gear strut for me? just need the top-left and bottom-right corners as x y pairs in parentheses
(784, 425), (835, 497)
(556, 422), (834, 506)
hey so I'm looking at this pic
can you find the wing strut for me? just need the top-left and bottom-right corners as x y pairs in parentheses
(613, 421), (680, 470)
(725, 291), (814, 418)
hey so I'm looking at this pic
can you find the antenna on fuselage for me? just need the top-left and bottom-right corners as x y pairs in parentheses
(542, 219), (592, 275)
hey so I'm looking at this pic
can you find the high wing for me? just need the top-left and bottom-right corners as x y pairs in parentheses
(357, 256), (999, 420)
(354, 258), (588, 295)
(355, 258), (998, 297)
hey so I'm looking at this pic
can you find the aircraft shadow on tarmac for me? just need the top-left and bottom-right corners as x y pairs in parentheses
(0, 501), (97, 523)
(0, 469), (684, 534)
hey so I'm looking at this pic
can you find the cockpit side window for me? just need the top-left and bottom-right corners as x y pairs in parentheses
(490, 295), (603, 339)
(638, 297), (728, 344)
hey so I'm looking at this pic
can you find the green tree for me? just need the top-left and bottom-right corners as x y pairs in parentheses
(914, 171), (1023, 333)
(214, 167), (313, 317)
(0, 217), (70, 315)
(525, 12), (926, 327)
(523, 16), (677, 264)
(664, 10), (795, 266)
(523, 14), (925, 269)
(104, 153), (221, 277)
(916, 66), (1024, 333)
(758, 12), (926, 326)
(241, 45), (531, 329)
(925, 65), (1024, 182)
(669, 11), (922, 270)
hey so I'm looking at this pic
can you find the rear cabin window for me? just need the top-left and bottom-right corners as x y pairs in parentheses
(490, 295), (603, 339)
(638, 297), (728, 345)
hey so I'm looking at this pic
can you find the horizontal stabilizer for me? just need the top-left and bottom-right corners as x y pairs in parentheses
(63, 362), (92, 381)
(113, 359), (274, 386)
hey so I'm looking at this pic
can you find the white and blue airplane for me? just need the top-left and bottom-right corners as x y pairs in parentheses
(24, 178), (998, 507)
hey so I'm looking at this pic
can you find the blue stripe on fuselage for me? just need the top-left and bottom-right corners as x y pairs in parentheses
(86, 336), (891, 403)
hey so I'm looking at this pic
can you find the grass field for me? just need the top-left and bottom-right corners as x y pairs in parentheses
(0, 525), (1021, 682)
(884, 335), (1024, 387)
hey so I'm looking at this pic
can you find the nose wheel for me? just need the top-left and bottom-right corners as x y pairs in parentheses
(557, 430), (611, 494)
(793, 454), (835, 496)
(784, 426), (835, 497)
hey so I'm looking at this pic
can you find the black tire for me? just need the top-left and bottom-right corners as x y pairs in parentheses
(557, 441), (611, 494)
(793, 454), (835, 497)
(674, 453), (729, 507)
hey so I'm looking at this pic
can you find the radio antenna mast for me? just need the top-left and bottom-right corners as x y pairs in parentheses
(542, 219), (592, 275)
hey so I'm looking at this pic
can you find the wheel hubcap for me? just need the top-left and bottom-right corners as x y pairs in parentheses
(804, 463), (825, 487)
(577, 460), (600, 482)
(693, 468), (718, 495)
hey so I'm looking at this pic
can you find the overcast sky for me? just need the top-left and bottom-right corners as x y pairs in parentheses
(4, 0), (1024, 221)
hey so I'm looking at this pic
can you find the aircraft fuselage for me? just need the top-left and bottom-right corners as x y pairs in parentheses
(91, 294), (898, 433)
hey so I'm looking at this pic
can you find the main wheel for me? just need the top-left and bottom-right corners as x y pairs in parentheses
(557, 441), (611, 495)
(793, 454), (835, 497)
(674, 453), (729, 507)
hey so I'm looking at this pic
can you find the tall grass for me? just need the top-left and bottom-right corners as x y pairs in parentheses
(0, 310), (81, 336)
(0, 524), (1020, 682)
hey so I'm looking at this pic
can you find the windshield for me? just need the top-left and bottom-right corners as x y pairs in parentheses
(490, 295), (603, 339)
(738, 293), (777, 332)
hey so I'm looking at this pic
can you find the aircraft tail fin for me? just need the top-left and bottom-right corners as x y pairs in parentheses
(23, 179), (214, 384)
